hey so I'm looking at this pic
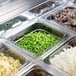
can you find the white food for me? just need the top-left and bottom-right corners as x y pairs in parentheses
(0, 53), (21, 76)
(50, 46), (76, 76)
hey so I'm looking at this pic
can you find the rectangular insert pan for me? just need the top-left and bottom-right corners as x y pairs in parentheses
(6, 19), (69, 58)
(43, 2), (76, 35)
(0, 38), (31, 76)
(44, 37), (76, 76)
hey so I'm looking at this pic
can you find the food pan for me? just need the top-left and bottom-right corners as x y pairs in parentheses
(0, 38), (31, 76)
(23, 0), (67, 19)
(44, 37), (76, 76)
(42, 2), (76, 35)
(22, 66), (53, 76)
(0, 15), (28, 37)
(5, 19), (69, 58)
(0, 15), (27, 32)
(22, 61), (69, 76)
(29, 0), (55, 14)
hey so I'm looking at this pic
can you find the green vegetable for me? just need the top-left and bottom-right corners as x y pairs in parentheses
(17, 31), (61, 56)
(0, 19), (18, 31)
